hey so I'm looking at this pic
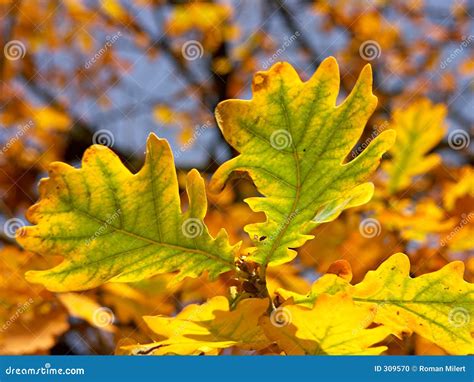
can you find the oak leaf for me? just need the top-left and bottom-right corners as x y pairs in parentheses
(277, 253), (474, 355)
(210, 58), (395, 266)
(383, 99), (447, 194)
(17, 134), (238, 292)
(124, 296), (270, 355)
(261, 293), (390, 355)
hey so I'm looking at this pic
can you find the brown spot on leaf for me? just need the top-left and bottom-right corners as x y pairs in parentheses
(252, 73), (268, 91)
(327, 259), (353, 282)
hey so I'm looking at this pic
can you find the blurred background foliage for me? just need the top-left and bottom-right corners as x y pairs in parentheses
(0, 0), (472, 355)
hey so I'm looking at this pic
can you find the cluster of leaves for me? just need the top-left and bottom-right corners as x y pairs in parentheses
(6, 58), (472, 356)
(1, 0), (472, 219)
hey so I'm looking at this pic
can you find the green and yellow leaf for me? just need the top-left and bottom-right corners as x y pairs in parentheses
(17, 134), (238, 292)
(210, 57), (395, 266)
(276, 271), (349, 307)
(351, 253), (473, 355)
(124, 296), (270, 355)
(383, 98), (447, 194)
(277, 253), (474, 355)
(261, 293), (390, 355)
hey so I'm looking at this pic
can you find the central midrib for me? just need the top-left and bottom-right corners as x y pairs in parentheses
(264, 93), (301, 266)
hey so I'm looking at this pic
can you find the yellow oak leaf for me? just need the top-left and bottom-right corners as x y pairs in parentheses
(17, 134), (238, 292)
(277, 253), (474, 355)
(276, 272), (349, 308)
(352, 254), (473, 355)
(123, 296), (270, 355)
(261, 293), (390, 355)
(210, 58), (395, 266)
(383, 99), (447, 194)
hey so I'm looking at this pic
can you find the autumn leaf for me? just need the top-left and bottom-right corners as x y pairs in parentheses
(383, 99), (447, 194)
(276, 271), (349, 307)
(0, 246), (69, 354)
(261, 293), (390, 355)
(210, 58), (395, 266)
(277, 253), (474, 355)
(351, 253), (473, 355)
(124, 296), (270, 355)
(17, 134), (238, 292)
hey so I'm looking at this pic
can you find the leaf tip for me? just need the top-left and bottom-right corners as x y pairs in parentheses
(383, 129), (397, 148)
(187, 168), (202, 183)
(24, 269), (41, 286)
(146, 132), (168, 150)
(389, 252), (411, 272)
(361, 62), (373, 80)
(443, 260), (466, 277)
(358, 63), (377, 101)
(321, 56), (338, 71)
